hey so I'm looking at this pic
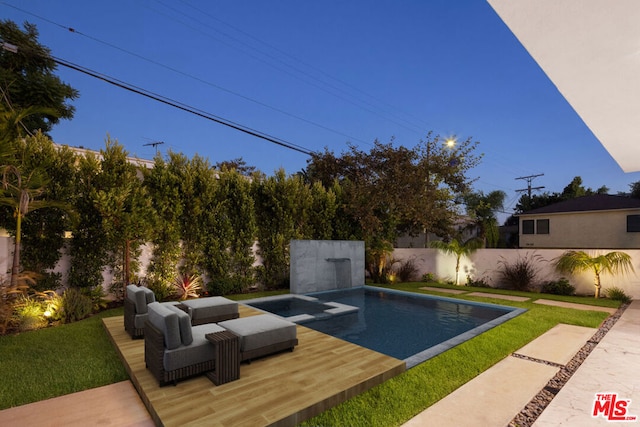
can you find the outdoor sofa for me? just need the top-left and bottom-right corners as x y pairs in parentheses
(144, 302), (298, 386)
(124, 285), (239, 338)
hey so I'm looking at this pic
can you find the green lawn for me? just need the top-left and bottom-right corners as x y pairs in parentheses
(0, 284), (619, 426)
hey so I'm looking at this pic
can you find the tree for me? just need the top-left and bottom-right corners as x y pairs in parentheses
(515, 176), (609, 214)
(553, 250), (634, 298)
(430, 237), (483, 285)
(214, 157), (256, 176)
(92, 138), (155, 296)
(462, 190), (506, 247)
(629, 181), (640, 199)
(306, 134), (482, 247)
(0, 20), (78, 135)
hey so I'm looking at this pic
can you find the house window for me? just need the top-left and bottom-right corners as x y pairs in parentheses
(627, 215), (640, 232)
(522, 220), (534, 234)
(536, 219), (549, 234)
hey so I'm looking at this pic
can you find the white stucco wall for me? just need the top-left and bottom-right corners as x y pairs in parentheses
(3, 235), (639, 299)
(520, 210), (640, 249)
(393, 247), (640, 299)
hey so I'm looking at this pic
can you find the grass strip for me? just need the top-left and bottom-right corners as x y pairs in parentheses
(0, 308), (128, 410)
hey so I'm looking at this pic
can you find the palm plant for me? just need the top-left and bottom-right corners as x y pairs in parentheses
(430, 237), (483, 285)
(553, 250), (635, 298)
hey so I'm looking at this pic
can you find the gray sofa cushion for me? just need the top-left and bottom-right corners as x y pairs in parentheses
(147, 302), (181, 350)
(165, 304), (193, 346)
(163, 323), (225, 372)
(127, 285), (155, 314)
(182, 297), (238, 322)
(218, 314), (297, 352)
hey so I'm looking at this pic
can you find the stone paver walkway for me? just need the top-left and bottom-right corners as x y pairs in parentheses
(419, 286), (467, 294)
(534, 299), (618, 314)
(466, 291), (530, 302)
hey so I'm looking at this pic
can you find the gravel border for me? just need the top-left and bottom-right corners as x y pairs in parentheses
(508, 302), (630, 427)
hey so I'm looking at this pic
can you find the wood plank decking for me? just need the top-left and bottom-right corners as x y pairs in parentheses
(103, 305), (406, 426)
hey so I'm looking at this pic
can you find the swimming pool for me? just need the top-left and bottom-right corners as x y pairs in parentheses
(243, 286), (525, 368)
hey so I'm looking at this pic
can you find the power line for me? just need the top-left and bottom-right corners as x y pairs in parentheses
(0, 37), (314, 155)
(1, 1), (368, 145)
(515, 173), (545, 199)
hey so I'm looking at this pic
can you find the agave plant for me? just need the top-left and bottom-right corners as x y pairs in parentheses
(173, 273), (203, 300)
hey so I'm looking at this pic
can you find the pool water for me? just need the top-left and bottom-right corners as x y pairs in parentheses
(248, 298), (335, 317)
(245, 286), (525, 367)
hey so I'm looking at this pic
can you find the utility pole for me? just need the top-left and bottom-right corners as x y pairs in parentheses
(515, 173), (545, 198)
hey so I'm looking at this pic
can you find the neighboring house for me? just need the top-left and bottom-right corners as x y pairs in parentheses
(518, 194), (640, 249)
(395, 215), (479, 248)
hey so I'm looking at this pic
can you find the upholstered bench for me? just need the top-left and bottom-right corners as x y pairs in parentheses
(218, 314), (298, 362)
(182, 297), (239, 325)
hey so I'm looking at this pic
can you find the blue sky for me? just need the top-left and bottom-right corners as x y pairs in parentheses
(3, 0), (640, 219)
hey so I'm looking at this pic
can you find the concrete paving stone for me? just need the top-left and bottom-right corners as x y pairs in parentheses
(516, 323), (597, 366)
(534, 299), (617, 314)
(419, 286), (468, 294)
(403, 357), (559, 427)
(466, 291), (530, 301)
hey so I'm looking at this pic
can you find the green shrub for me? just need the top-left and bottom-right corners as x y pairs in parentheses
(207, 277), (244, 296)
(497, 253), (542, 291)
(60, 288), (93, 323)
(421, 272), (436, 282)
(541, 278), (575, 296)
(605, 286), (631, 303)
(466, 276), (491, 288)
(146, 277), (174, 302)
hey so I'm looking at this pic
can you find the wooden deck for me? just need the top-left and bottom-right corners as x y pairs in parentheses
(103, 305), (405, 426)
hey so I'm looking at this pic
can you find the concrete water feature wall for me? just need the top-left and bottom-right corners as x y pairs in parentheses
(290, 240), (365, 294)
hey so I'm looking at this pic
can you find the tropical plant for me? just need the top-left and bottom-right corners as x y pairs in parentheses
(553, 250), (635, 298)
(497, 252), (543, 291)
(430, 237), (483, 285)
(462, 190), (506, 247)
(173, 273), (203, 300)
(0, 164), (68, 289)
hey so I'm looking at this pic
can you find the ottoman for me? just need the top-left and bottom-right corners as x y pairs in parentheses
(218, 314), (298, 362)
(182, 297), (239, 325)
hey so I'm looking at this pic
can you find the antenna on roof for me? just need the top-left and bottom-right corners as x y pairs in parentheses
(143, 141), (164, 154)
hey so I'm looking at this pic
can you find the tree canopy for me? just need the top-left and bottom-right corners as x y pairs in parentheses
(0, 20), (78, 135)
(306, 134), (482, 246)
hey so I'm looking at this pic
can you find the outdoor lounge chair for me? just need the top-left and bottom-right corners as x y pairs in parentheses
(124, 284), (156, 339)
(145, 301), (226, 386)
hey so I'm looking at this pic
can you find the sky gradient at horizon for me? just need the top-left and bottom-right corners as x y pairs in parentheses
(2, 0), (639, 218)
